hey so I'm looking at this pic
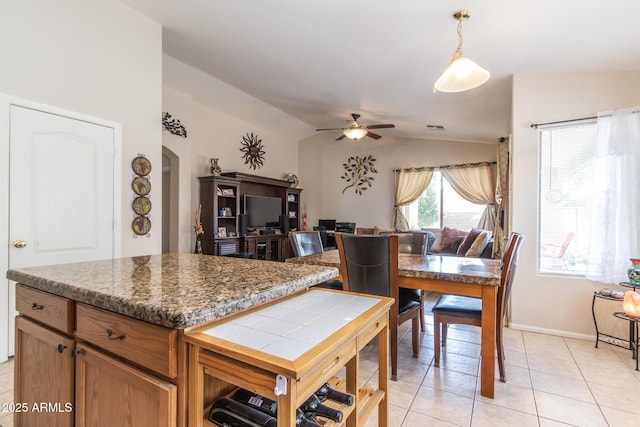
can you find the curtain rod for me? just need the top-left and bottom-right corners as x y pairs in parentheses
(530, 116), (596, 128)
(393, 161), (496, 173)
(530, 109), (640, 128)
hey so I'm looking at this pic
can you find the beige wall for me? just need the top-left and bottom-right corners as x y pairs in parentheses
(162, 55), (315, 250)
(298, 134), (497, 230)
(0, 0), (163, 257)
(510, 71), (640, 338)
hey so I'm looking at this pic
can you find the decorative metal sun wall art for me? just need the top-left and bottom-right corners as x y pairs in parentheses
(341, 154), (378, 195)
(162, 112), (187, 138)
(239, 132), (265, 170)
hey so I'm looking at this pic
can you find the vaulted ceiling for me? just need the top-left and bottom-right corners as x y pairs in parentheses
(122, 0), (640, 143)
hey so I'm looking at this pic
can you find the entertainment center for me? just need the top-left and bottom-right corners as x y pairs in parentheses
(198, 172), (301, 260)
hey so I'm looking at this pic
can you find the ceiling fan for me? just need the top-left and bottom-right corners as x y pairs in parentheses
(316, 113), (395, 141)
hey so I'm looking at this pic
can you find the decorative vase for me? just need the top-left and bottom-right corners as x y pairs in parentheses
(210, 158), (222, 176)
(627, 258), (640, 285)
(195, 235), (203, 255)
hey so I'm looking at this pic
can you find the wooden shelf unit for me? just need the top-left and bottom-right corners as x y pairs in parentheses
(198, 172), (302, 258)
(185, 289), (393, 427)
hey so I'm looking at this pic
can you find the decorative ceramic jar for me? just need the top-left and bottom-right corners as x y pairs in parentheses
(210, 158), (222, 176)
(628, 258), (640, 285)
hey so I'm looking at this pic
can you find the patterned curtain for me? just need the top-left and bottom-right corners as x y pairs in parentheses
(494, 138), (510, 258)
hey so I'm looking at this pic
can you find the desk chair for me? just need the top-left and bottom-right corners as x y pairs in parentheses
(289, 231), (343, 290)
(336, 233), (420, 380)
(432, 232), (525, 382)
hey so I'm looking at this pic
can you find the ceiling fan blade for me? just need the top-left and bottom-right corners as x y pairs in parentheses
(316, 127), (345, 131)
(366, 131), (382, 140)
(366, 124), (395, 129)
(336, 134), (347, 141)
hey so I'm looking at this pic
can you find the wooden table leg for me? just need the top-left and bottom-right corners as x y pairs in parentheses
(480, 285), (496, 398)
(188, 344), (204, 427)
(378, 312), (389, 427)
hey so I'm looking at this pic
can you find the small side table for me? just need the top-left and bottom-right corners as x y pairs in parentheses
(613, 312), (640, 370)
(592, 291), (634, 352)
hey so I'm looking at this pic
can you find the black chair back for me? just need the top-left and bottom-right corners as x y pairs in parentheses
(336, 233), (398, 300)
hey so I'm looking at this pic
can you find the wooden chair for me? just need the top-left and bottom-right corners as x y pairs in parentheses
(336, 233), (420, 380)
(289, 231), (343, 290)
(432, 232), (525, 382)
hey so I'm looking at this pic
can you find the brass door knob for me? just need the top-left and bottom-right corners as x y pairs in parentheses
(13, 240), (27, 248)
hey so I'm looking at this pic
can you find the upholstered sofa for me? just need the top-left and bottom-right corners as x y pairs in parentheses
(356, 226), (494, 259)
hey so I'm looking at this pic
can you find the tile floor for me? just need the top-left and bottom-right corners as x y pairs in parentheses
(1, 294), (639, 427)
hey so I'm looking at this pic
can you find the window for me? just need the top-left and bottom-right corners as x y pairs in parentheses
(402, 171), (486, 230)
(538, 122), (597, 275)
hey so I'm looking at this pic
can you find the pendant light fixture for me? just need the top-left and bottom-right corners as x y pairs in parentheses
(434, 10), (490, 93)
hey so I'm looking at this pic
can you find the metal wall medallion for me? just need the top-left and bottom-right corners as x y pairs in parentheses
(131, 154), (152, 237)
(239, 132), (265, 170)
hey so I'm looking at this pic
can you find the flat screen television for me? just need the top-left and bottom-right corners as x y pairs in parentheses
(244, 195), (282, 229)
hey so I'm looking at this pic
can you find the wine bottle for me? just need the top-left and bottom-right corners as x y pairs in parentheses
(296, 408), (323, 427)
(231, 388), (277, 417)
(209, 396), (277, 427)
(300, 394), (343, 422)
(314, 382), (354, 406)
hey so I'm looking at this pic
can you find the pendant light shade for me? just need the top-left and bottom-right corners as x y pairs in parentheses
(343, 127), (368, 140)
(434, 10), (490, 93)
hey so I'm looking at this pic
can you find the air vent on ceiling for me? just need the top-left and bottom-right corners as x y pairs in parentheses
(425, 124), (445, 130)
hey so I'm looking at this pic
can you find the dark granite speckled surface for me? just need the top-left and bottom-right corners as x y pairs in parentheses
(7, 253), (339, 329)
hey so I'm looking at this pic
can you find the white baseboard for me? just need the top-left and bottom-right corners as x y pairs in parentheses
(508, 322), (595, 342)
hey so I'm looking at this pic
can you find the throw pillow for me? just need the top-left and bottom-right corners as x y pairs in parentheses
(465, 231), (492, 257)
(441, 236), (465, 254)
(457, 228), (484, 256)
(357, 227), (375, 235)
(374, 226), (396, 235)
(430, 227), (468, 252)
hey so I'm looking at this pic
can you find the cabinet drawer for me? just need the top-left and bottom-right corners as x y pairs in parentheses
(16, 284), (74, 335)
(76, 304), (178, 379)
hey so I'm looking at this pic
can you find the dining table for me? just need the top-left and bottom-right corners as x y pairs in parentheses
(286, 249), (502, 398)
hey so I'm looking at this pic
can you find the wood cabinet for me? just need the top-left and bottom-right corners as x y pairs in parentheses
(75, 343), (176, 427)
(199, 172), (302, 259)
(15, 316), (75, 427)
(14, 284), (178, 427)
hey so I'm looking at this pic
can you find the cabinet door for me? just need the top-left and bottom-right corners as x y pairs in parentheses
(15, 316), (75, 427)
(75, 343), (176, 427)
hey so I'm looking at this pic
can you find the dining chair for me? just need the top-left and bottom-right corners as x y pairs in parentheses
(432, 232), (525, 382)
(336, 233), (420, 380)
(381, 231), (435, 332)
(288, 231), (343, 290)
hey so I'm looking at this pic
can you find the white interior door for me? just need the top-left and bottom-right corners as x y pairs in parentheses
(2, 103), (120, 359)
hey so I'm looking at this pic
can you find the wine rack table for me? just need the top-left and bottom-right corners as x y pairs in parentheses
(185, 289), (394, 427)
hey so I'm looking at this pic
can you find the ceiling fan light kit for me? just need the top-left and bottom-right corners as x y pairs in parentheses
(316, 113), (395, 141)
(343, 127), (369, 140)
(434, 10), (490, 93)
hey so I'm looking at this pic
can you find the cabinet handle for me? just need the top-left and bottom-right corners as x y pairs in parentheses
(72, 349), (82, 358)
(106, 329), (125, 340)
(57, 344), (67, 353)
(31, 303), (44, 311)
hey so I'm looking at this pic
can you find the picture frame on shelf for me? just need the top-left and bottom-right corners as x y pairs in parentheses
(217, 187), (222, 195)
(218, 228), (227, 238)
(289, 211), (296, 218)
(221, 188), (235, 196)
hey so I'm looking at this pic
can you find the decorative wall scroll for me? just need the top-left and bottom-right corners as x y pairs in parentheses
(239, 132), (265, 170)
(341, 154), (378, 195)
(162, 112), (187, 138)
(131, 154), (152, 237)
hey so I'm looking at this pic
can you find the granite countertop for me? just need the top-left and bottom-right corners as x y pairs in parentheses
(7, 253), (339, 329)
(287, 249), (501, 286)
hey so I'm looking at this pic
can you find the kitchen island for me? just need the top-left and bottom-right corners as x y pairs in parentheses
(7, 253), (343, 427)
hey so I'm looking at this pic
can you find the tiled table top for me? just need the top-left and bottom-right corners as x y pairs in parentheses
(202, 290), (381, 360)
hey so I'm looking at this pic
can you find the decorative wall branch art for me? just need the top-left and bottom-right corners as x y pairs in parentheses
(162, 112), (187, 138)
(239, 132), (265, 170)
(341, 154), (378, 195)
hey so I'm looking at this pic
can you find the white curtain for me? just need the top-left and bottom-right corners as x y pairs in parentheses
(586, 107), (640, 284)
(441, 165), (497, 231)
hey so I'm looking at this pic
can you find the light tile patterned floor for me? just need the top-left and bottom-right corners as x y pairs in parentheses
(1, 294), (639, 426)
